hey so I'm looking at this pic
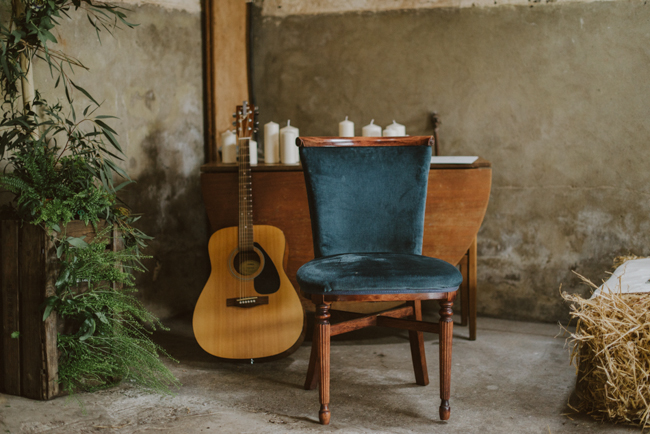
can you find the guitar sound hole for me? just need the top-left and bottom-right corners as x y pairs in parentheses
(233, 250), (261, 276)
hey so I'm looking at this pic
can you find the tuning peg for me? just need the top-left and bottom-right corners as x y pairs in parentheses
(232, 113), (236, 118)
(248, 126), (252, 131)
(232, 121), (236, 126)
(254, 121), (259, 126)
(254, 128), (259, 134)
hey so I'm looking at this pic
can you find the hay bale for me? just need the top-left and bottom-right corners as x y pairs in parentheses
(613, 255), (644, 269)
(562, 261), (650, 428)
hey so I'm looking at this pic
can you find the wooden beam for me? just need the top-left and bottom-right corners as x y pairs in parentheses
(208, 0), (250, 162)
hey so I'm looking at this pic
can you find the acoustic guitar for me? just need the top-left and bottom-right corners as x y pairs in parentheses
(193, 102), (304, 361)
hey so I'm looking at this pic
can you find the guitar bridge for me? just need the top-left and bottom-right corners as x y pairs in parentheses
(226, 296), (269, 308)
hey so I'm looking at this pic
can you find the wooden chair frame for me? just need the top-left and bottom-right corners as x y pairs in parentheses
(302, 286), (457, 424)
(296, 136), (462, 424)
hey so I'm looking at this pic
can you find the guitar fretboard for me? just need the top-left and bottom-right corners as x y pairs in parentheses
(238, 137), (253, 252)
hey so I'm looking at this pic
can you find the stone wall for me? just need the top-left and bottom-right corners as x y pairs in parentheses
(3, 0), (648, 323)
(252, 1), (650, 322)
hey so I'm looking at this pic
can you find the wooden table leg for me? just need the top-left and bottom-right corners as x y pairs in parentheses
(468, 238), (477, 341)
(458, 253), (469, 327)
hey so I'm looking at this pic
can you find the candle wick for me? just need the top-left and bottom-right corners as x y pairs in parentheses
(288, 120), (291, 127)
(370, 119), (374, 125)
(345, 116), (348, 121)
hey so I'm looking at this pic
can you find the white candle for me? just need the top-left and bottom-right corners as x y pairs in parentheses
(221, 129), (237, 163)
(263, 121), (279, 164)
(221, 129), (236, 147)
(383, 120), (406, 136)
(280, 120), (299, 164)
(362, 120), (382, 137)
(249, 140), (258, 165)
(339, 116), (354, 137)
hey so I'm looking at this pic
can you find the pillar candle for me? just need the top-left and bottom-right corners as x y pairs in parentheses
(383, 120), (406, 136)
(249, 140), (258, 165)
(280, 120), (299, 164)
(339, 116), (354, 137)
(263, 121), (279, 164)
(221, 129), (237, 163)
(362, 120), (382, 137)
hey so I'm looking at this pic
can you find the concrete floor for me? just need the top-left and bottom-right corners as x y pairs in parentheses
(0, 313), (639, 433)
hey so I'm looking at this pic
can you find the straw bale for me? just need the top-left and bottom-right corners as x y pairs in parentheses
(613, 255), (644, 269)
(562, 266), (650, 428)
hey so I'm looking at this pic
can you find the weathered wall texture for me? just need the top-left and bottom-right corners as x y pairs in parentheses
(113, 0), (200, 13)
(256, 0), (618, 16)
(252, 2), (650, 322)
(24, 4), (208, 319)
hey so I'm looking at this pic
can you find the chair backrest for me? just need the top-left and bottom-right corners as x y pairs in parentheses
(297, 136), (433, 258)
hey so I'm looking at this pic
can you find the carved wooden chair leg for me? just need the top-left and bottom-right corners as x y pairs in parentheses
(304, 326), (319, 390)
(438, 298), (454, 421)
(408, 300), (429, 386)
(316, 303), (331, 425)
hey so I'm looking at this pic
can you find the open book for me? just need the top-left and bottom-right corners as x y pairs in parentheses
(431, 156), (478, 164)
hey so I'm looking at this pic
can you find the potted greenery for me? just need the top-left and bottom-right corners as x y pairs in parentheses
(0, 0), (178, 398)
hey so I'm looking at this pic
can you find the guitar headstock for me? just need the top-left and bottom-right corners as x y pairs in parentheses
(233, 101), (260, 140)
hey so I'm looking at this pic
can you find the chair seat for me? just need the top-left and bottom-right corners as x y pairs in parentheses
(297, 252), (462, 295)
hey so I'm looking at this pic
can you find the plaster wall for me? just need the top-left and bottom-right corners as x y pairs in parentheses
(1, 3), (208, 319)
(257, 0), (619, 16)
(252, 1), (650, 322)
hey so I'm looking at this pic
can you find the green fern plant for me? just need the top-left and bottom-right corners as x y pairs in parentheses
(44, 232), (179, 395)
(1, 1), (178, 397)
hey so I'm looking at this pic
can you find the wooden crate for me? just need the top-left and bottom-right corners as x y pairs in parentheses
(0, 220), (119, 400)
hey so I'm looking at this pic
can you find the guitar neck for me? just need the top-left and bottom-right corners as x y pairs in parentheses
(238, 137), (254, 252)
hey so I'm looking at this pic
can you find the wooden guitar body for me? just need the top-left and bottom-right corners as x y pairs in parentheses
(193, 225), (304, 360)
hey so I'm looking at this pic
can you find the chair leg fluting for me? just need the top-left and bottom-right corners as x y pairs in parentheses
(316, 303), (331, 425)
(438, 299), (454, 421)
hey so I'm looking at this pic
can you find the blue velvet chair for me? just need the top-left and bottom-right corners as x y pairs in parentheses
(296, 136), (462, 425)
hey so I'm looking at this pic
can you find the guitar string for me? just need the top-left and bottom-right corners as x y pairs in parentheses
(247, 108), (254, 300)
(242, 134), (247, 300)
(237, 105), (255, 301)
(238, 111), (243, 301)
(239, 107), (251, 300)
(242, 138), (246, 298)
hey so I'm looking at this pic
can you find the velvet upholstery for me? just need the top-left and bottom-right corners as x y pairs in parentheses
(297, 252), (462, 295)
(297, 141), (461, 296)
(299, 146), (432, 258)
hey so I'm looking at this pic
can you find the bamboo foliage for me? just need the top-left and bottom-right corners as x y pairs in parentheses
(0, 0), (179, 397)
(11, 1), (36, 116)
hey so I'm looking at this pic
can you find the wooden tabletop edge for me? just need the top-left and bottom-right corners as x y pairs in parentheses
(201, 157), (491, 172)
